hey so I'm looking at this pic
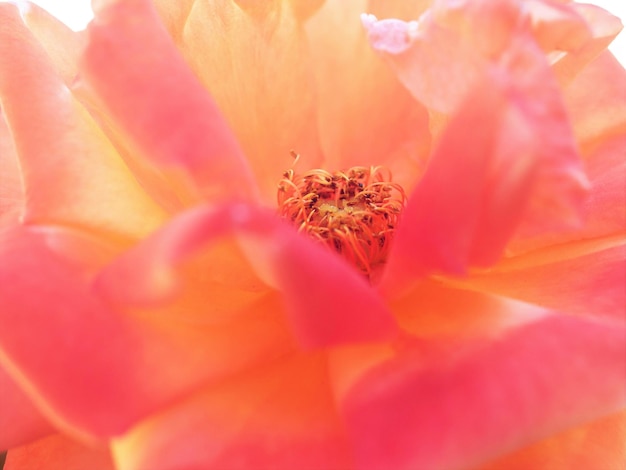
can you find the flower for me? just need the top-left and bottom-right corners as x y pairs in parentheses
(0, 0), (625, 469)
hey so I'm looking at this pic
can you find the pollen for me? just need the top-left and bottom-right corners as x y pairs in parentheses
(277, 154), (406, 276)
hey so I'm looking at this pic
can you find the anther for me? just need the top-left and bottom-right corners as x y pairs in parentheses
(277, 156), (406, 277)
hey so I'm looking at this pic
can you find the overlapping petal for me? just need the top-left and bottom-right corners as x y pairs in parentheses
(305, 0), (431, 192)
(18, 2), (84, 86)
(154, 0), (322, 198)
(564, 51), (626, 150)
(81, 0), (258, 204)
(0, 226), (293, 438)
(381, 39), (587, 291)
(481, 410), (626, 470)
(0, 4), (167, 239)
(342, 314), (626, 470)
(96, 203), (397, 349)
(112, 354), (351, 470)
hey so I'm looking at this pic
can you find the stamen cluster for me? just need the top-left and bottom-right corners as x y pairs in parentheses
(278, 163), (406, 276)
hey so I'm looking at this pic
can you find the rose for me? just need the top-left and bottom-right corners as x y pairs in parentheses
(1, 0), (625, 469)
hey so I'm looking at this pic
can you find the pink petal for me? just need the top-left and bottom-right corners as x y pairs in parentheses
(342, 314), (626, 470)
(0, 366), (53, 450)
(507, 133), (626, 254)
(113, 355), (351, 470)
(81, 0), (258, 203)
(466, 239), (626, 322)
(0, 227), (293, 437)
(381, 39), (586, 291)
(0, 4), (167, 239)
(5, 434), (115, 470)
(96, 203), (397, 349)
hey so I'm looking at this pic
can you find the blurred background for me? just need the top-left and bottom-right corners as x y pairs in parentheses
(24, 0), (626, 66)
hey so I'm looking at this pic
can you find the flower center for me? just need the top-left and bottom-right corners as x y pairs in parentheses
(277, 157), (406, 276)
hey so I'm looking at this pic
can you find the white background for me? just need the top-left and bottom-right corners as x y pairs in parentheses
(23, 0), (626, 65)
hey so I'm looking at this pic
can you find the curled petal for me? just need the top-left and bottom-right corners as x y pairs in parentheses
(382, 39), (586, 290)
(96, 203), (397, 349)
(0, 4), (167, 239)
(342, 314), (626, 470)
(113, 355), (351, 470)
(81, 0), (258, 203)
(0, 110), (24, 225)
(550, 3), (623, 86)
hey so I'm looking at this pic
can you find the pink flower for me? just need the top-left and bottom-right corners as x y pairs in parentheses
(0, 0), (624, 469)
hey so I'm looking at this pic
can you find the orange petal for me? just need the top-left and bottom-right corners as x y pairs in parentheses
(81, 0), (258, 203)
(96, 203), (397, 349)
(19, 2), (85, 86)
(342, 314), (626, 469)
(113, 354), (351, 470)
(0, 365), (53, 450)
(0, 226), (292, 438)
(305, 1), (430, 191)
(481, 410), (626, 470)
(155, 0), (322, 199)
(5, 434), (115, 470)
(0, 4), (167, 239)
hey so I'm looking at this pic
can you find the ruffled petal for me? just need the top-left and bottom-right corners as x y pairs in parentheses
(0, 4), (167, 239)
(81, 0), (258, 204)
(550, 2), (623, 86)
(382, 40), (586, 291)
(0, 365), (53, 450)
(362, 0), (622, 114)
(305, 1), (430, 192)
(465, 238), (626, 322)
(481, 410), (626, 470)
(0, 226), (292, 438)
(113, 354), (352, 470)
(5, 434), (115, 470)
(341, 314), (626, 470)
(154, 0), (322, 199)
(96, 203), (397, 349)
